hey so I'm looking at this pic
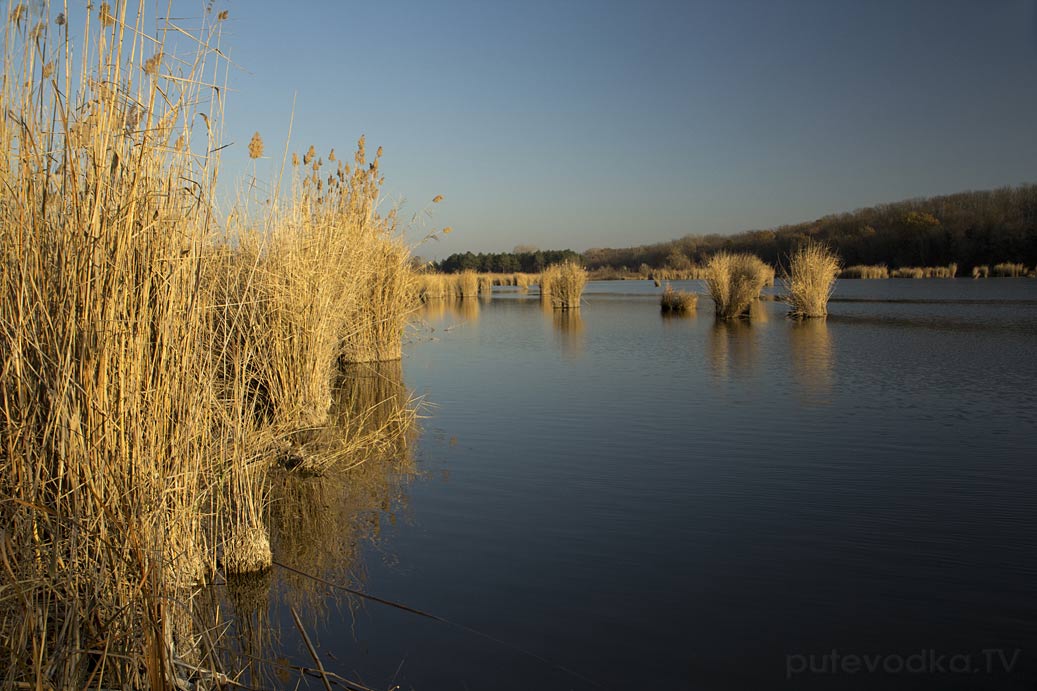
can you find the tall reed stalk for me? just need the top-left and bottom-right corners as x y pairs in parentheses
(0, 3), (421, 685)
(0, 3), (229, 685)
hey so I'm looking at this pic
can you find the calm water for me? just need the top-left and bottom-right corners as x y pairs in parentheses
(243, 279), (1037, 690)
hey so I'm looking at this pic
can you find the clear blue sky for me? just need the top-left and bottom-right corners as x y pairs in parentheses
(217, 0), (1037, 257)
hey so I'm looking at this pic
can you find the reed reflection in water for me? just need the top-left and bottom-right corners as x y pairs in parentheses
(789, 318), (834, 403)
(550, 309), (585, 357)
(449, 297), (481, 322)
(708, 318), (759, 379)
(215, 361), (417, 688)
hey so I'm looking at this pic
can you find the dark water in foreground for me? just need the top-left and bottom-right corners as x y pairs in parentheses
(246, 279), (1037, 690)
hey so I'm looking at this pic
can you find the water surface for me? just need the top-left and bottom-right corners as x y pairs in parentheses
(251, 279), (1037, 690)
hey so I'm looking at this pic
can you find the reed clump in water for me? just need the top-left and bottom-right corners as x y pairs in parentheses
(972, 265), (990, 278)
(889, 264), (958, 278)
(993, 262), (1026, 277)
(660, 284), (698, 314)
(454, 269), (479, 298)
(540, 261), (587, 309)
(783, 242), (841, 318)
(840, 264), (889, 279)
(478, 273), (495, 297)
(704, 252), (770, 319)
(416, 272), (450, 300)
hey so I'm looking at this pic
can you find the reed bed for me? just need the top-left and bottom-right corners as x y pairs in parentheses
(453, 269), (479, 298)
(660, 284), (699, 314)
(649, 266), (710, 281)
(783, 242), (841, 318)
(416, 272), (449, 300)
(890, 264), (958, 278)
(0, 4), (228, 686)
(704, 252), (771, 319)
(478, 273), (496, 296)
(540, 261), (587, 309)
(840, 264), (890, 279)
(972, 265), (990, 278)
(993, 262), (1027, 277)
(0, 4), (419, 686)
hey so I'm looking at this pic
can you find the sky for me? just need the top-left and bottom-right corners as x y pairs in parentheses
(212, 0), (1037, 257)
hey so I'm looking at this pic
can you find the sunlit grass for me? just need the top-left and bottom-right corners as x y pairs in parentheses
(660, 284), (698, 314)
(540, 261), (587, 309)
(704, 252), (770, 319)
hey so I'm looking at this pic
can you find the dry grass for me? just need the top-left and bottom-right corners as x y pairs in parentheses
(660, 284), (699, 313)
(340, 232), (417, 363)
(993, 262), (1027, 277)
(783, 242), (841, 318)
(840, 264), (889, 279)
(972, 265), (990, 278)
(453, 269), (479, 298)
(890, 264), (958, 278)
(416, 272), (450, 300)
(478, 273), (495, 297)
(0, 3), (419, 686)
(540, 261), (587, 309)
(704, 252), (770, 319)
(648, 266), (710, 281)
(0, 3), (229, 685)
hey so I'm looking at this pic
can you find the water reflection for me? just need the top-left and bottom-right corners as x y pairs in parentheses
(448, 297), (481, 322)
(708, 319), (758, 378)
(551, 310), (585, 357)
(214, 361), (417, 688)
(789, 319), (834, 403)
(748, 298), (770, 324)
(417, 297), (448, 322)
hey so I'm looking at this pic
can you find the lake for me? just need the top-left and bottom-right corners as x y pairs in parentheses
(229, 278), (1037, 690)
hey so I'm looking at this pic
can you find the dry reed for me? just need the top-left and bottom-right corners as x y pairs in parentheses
(783, 242), (841, 318)
(704, 252), (770, 319)
(0, 3), (228, 685)
(660, 284), (699, 313)
(890, 264), (958, 278)
(0, 3), (419, 686)
(993, 262), (1026, 277)
(540, 261), (587, 309)
(454, 269), (479, 298)
(840, 264), (889, 279)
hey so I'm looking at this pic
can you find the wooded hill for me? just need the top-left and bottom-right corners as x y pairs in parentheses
(583, 184), (1037, 272)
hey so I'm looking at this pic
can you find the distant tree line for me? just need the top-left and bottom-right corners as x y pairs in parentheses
(433, 185), (1037, 274)
(436, 249), (583, 273)
(583, 184), (1037, 272)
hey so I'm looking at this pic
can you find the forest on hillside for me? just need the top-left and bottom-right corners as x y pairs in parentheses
(583, 184), (1037, 272)
(434, 185), (1037, 273)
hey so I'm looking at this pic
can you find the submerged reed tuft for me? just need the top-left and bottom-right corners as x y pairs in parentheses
(783, 242), (841, 318)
